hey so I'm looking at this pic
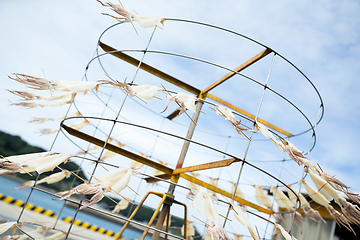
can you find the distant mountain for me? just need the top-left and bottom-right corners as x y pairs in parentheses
(0, 131), (44, 157)
(0, 130), (87, 191)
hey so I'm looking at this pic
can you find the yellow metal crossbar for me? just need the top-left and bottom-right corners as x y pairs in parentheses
(172, 158), (240, 174)
(62, 124), (173, 175)
(99, 42), (292, 137)
(179, 173), (274, 215)
(62, 124), (274, 214)
(202, 48), (273, 93)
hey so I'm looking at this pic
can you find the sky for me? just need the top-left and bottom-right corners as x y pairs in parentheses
(1, 0), (360, 239)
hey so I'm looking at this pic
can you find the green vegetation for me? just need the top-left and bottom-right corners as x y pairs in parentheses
(0, 131), (44, 157)
(0, 130), (87, 191)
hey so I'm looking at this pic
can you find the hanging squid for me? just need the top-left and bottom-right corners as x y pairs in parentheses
(0, 221), (17, 235)
(96, 0), (166, 29)
(215, 105), (255, 139)
(228, 200), (259, 240)
(207, 177), (218, 197)
(152, 160), (169, 177)
(232, 233), (243, 240)
(255, 122), (278, 145)
(230, 182), (244, 201)
(6, 226), (50, 240)
(100, 79), (162, 101)
(270, 186), (303, 223)
(0, 161), (27, 175)
(301, 178), (355, 233)
(41, 119), (91, 135)
(273, 223), (297, 240)
(162, 92), (197, 117)
(57, 167), (133, 209)
(192, 191), (232, 240)
(96, 167), (133, 194)
(9, 73), (103, 94)
(312, 165), (360, 205)
(130, 153), (147, 169)
(181, 220), (196, 239)
(23, 153), (74, 174)
(306, 168), (360, 225)
(3, 152), (53, 164)
(30, 111), (81, 123)
(39, 128), (59, 135)
(286, 184), (325, 222)
(256, 121), (314, 169)
(68, 119), (91, 131)
(186, 172), (200, 198)
(100, 150), (116, 161)
(129, 160), (143, 170)
(130, 85), (163, 101)
(99, 140), (126, 161)
(278, 139), (309, 166)
(203, 231), (212, 240)
(1, 152), (72, 175)
(255, 122), (308, 166)
(110, 198), (129, 214)
(7, 90), (74, 101)
(56, 182), (105, 210)
(256, 121), (358, 217)
(15, 170), (71, 189)
(11, 97), (75, 108)
(254, 185), (272, 209)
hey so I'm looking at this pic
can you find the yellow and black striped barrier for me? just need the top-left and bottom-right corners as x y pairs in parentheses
(0, 193), (124, 239)
(62, 217), (123, 239)
(0, 193), (57, 218)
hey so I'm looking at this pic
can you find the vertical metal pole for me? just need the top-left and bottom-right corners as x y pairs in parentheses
(169, 100), (204, 194)
(151, 100), (204, 240)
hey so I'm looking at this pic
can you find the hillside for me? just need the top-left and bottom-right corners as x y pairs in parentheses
(0, 130), (87, 191)
(0, 130), (197, 237)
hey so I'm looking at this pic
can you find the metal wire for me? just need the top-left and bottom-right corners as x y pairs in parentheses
(63, 26), (159, 240)
(82, 19), (324, 141)
(13, 18), (324, 240)
(60, 115), (302, 215)
(222, 52), (276, 230)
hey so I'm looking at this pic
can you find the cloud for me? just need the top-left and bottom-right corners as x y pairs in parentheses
(1, 0), (360, 237)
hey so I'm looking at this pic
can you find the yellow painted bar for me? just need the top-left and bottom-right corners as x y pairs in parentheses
(206, 93), (293, 137)
(62, 124), (174, 175)
(116, 191), (152, 239)
(63, 124), (274, 214)
(172, 158), (240, 174)
(99, 42), (199, 95)
(99, 42), (292, 137)
(140, 193), (168, 240)
(202, 48), (273, 93)
(180, 173), (273, 215)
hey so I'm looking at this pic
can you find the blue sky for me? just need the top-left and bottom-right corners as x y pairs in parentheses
(1, 0), (360, 238)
